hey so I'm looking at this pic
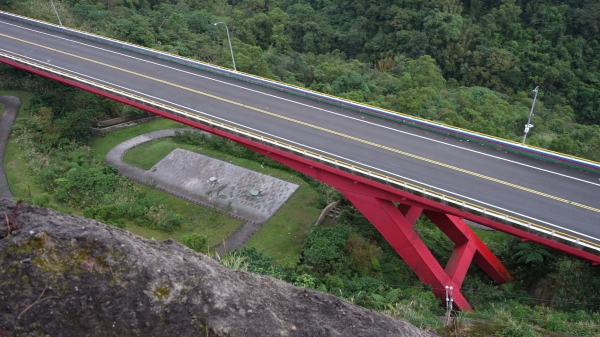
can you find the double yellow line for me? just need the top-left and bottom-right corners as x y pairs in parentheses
(1, 32), (599, 215)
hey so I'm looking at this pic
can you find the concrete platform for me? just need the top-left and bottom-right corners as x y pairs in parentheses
(150, 148), (299, 223)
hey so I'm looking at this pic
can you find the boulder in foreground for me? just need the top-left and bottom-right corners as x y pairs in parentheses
(0, 199), (433, 336)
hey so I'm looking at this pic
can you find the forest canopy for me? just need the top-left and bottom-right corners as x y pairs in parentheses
(1, 0), (599, 159)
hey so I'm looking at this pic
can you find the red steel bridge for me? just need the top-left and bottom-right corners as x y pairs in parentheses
(1, 11), (599, 311)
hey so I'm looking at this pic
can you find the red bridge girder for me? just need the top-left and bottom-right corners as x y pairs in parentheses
(5, 58), (600, 310)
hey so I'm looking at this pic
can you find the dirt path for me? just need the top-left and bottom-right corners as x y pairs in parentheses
(0, 96), (20, 199)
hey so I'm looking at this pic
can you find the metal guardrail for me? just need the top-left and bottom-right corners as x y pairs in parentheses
(1, 10), (600, 175)
(1, 51), (598, 254)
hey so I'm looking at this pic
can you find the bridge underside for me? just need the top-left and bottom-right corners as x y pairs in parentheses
(4, 58), (600, 311)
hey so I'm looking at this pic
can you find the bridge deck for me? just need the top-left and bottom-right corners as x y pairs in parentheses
(1, 15), (599, 255)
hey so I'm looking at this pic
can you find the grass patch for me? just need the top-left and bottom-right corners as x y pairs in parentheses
(2, 91), (45, 201)
(246, 183), (319, 263)
(89, 118), (184, 162)
(123, 138), (198, 170)
(125, 184), (242, 246)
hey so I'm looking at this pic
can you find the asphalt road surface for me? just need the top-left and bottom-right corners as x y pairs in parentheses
(1, 17), (599, 249)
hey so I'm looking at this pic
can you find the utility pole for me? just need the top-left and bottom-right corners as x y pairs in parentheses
(522, 86), (539, 145)
(50, 0), (63, 26)
(213, 22), (236, 71)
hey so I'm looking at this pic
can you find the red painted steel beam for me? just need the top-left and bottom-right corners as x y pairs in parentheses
(444, 242), (476, 287)
(424, 212), (514, 284)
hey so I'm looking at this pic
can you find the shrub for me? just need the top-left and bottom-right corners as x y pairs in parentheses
(31, 193), (51, 208)
(345, 234), (382, 277)
(180, 233), (208, 253)
(302, 225), (351, 276)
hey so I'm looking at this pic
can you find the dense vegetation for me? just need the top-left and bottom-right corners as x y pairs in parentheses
(2, 0), (599, 160)
(8, 96), (183, 231)
(2, 0), (600, 334)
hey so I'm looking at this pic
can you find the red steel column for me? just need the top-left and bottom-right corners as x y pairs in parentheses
(341, 191), (473, 311)
(424, 211), (513, 284)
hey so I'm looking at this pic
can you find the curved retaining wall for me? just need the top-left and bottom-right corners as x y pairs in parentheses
(1, 10), (600, 174)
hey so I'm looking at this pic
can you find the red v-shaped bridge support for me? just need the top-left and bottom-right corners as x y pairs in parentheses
(342, 191), (512, 311)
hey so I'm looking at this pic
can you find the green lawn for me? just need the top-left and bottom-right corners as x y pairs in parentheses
(123, 138), (198, 170)
(125, 184), (242, 247)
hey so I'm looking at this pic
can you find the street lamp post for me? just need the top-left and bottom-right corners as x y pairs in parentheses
(213, 22), (236, 71)
(50, 0), (63, 26)
(522, 86), (539, 145)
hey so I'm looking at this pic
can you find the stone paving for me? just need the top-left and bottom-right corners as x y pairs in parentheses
(0, 96), (20, 199)
(106, 128), (299, 252)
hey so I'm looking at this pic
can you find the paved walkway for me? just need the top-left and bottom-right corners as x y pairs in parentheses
(0, 96), (20, 199)
(106, 128), (299, 253)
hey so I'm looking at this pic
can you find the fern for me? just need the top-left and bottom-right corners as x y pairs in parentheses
(513, 242), (555, 265)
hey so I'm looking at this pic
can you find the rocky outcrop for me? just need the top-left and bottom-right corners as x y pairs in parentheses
(0, 199), (433, 337)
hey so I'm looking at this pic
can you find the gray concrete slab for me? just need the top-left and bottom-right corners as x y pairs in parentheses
(150, 147), (298, 223)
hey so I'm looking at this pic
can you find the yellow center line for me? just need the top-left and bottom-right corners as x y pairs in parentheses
(3, 32), (599, 214)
